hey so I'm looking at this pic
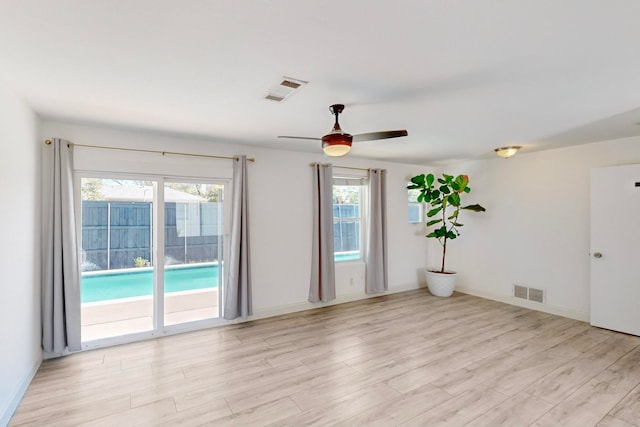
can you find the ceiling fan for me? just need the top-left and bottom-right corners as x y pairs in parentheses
(278, 104), (408, 157)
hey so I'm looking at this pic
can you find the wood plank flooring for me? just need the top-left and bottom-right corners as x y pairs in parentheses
(10, 290), (640, 426)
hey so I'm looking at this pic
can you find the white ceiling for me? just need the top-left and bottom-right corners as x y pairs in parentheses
(2, 0), (640, 164)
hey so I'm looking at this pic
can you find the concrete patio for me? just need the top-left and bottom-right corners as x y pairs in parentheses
(81, 288), (219, 341)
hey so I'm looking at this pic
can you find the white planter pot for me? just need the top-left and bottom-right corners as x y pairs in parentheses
(425, 270), (457, 297)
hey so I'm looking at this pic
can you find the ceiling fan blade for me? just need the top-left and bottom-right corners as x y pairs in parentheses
(277, 136), (322, 141)
(352, 130), (408, 142)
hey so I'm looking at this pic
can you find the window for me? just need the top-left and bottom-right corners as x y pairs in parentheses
(408, 184), (423, 223)
(333, 178), (366, 262)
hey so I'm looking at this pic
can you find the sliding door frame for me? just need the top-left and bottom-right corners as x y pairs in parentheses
(76, 172), (231, 351)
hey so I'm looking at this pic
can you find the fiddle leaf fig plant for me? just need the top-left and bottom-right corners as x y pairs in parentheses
(408, 173), (485, 273)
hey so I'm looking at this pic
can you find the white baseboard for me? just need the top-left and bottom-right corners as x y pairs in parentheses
(1, 357), (42, 427)
(249, 282), (421, 321)
(456, 285), (590, 322)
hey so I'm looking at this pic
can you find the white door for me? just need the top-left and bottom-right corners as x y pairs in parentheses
(590, 164), (640, 336)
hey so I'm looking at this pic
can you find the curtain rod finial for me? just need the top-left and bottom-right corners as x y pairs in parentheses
(44, 139), (52, 145)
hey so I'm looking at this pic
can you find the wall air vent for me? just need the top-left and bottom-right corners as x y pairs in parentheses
(514, 285), (528, 299)
(265, 76), (308, 102)
(528, 287), (545, 303)
(513, 284), (545, 303)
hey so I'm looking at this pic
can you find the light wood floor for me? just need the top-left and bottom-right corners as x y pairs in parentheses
(10, 290), (640, 426)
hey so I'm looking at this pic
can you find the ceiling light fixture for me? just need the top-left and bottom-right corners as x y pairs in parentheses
(494, 146), (521, 159)
(322, 132), (352, 156)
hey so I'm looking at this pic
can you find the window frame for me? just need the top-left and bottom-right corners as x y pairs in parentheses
(332, 175), (368, 263)
(407, 183), (424, 224)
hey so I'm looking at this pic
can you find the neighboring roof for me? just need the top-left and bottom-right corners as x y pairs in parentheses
(100, 185), (206, 203)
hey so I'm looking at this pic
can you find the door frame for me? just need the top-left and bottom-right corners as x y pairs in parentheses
(76, 172), (231, 350)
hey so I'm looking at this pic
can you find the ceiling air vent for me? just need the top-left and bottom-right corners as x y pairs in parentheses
(280, 79), (301, 89)
(265, 76), (308, 102)
(265, 94), (285, 102)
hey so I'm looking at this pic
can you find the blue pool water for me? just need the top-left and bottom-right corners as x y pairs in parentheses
(82, 252), (360, 303)
(335, 252), (359, 262)
(81, 264), (219, 303)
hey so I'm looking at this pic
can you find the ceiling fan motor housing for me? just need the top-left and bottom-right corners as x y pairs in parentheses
(322, 132), (352, 156)
(321, 103), (352, 156)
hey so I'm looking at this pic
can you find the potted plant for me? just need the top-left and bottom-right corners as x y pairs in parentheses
(408, 173), (485, 297)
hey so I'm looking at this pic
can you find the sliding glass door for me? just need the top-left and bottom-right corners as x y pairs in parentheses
(79, 176), (226, 344)
(163, 181), (224, 326)
(80, 178), (155, 342)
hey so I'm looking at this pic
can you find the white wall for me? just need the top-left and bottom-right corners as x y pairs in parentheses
(19, 115), (637, 423)
(441, 138), (640, 320)
(37, 122), (640, 337)
(0, 84), (41, 425)
(41, 121), (430, 318)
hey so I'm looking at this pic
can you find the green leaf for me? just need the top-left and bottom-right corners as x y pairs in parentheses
(426, 173), (434, 187)
(431, 189), (440, 199)
(426, 219), (442, 227)
(425, 190), (433, 201)
(449, 192), (461, 206)
(407, 184), (420, 190)
(427, 207), (442, 217)
(426, 232), (437, 238)
(463, 187), (471, 193)
(455, 174), (468, 189)
(410, 174), (425, 185)
(417, 193), (424, 203)
(448, 210), (459, 219)
(452, 222), (464, 227)
(437, 178), (446, 185)
(446, 231), (457, 239)
(434, 226), (448, 238)
(439, 185), (450, 194)
(461, 204), (486, 212)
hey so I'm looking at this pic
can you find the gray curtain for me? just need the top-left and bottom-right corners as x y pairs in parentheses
(365, 169), (388, 294)
(224, 155), (252, 320)
(309, 163), (336, 303)
(42, 139), (81, 354)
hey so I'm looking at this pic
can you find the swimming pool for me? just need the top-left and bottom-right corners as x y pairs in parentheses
(335, 252), (359, 262)
(81, 264), (219, 303)
(81, 252), (360, 303)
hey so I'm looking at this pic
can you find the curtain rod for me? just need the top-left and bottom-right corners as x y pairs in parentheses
(44, 140), (255, 162)
(309, 163), (385, 172)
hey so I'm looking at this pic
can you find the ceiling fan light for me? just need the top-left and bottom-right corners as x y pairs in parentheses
(322, 132), (352, 157)
(494, 146), (522, 159)
(322, 143), (351, 156)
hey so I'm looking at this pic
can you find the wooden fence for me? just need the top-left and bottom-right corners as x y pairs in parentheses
(81, 201), (223, 270)
(81, 201), (360, 271)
